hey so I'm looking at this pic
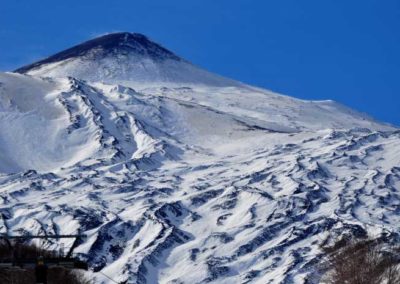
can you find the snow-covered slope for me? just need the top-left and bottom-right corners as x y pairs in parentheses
(15, 32), (394, 132)
(0, 32), (398, 283)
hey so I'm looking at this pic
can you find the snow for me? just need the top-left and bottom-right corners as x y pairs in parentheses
(0, 32), (399, 283)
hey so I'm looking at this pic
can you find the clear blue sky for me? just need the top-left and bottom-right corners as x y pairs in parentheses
(1, 0), (399, 126)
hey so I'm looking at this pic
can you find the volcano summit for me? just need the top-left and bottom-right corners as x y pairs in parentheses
(16, 32), (236, 86)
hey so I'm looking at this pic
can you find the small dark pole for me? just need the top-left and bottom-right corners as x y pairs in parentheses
(35, 256), (48, 284)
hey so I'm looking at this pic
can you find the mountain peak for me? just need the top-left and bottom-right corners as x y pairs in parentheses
(15, 32), (181, 74)
(80, 32), (181, 60)
(14, 32), (236, 87)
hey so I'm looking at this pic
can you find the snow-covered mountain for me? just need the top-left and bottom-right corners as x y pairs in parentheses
(15, 32), (237, 87)
(0, 32), (399, 283)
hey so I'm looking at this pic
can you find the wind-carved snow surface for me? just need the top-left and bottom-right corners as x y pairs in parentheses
(0, 33), (398, 283)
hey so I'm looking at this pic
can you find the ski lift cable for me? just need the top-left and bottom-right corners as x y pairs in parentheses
(98, 271), (120, 284)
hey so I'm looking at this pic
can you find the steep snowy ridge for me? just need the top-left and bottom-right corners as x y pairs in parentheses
(0, 32), (399, 283)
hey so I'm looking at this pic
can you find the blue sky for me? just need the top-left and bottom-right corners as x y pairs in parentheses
(1, 0), (399, 125)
